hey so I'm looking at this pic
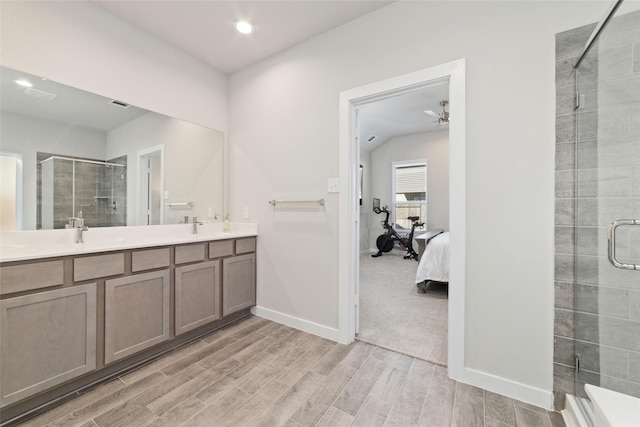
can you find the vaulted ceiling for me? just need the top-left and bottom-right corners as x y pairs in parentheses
(3, 1), (449, 141)
(94, 1), (393, 74)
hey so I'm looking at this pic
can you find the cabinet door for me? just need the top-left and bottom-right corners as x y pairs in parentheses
(175, 260), (221, 336)
(104, 270), (170, 364)
(222, 253), (256, 316)
(0, 283), (97, 407)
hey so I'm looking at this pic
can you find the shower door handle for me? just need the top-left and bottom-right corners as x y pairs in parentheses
(608, 219), (640, 270)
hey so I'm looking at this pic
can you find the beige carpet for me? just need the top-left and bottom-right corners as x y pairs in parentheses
(358, 249), (448, 366)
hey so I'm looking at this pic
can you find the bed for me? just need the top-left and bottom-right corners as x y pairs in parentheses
(415, 231), (449, 292)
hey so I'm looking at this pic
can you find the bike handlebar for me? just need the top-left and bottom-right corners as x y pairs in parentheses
(374, 207), (422, 225)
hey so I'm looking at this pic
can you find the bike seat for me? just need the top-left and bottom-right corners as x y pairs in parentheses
(408, 216), (420, 222)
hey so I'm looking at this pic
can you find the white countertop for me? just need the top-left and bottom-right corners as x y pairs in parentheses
(0, 223), (258, 263)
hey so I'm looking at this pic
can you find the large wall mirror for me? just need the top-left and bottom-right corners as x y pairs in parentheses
(0, 66), (224, 231)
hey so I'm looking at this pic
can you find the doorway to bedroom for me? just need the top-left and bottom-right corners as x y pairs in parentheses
(338, 59), (466, 378)
(355, 82), (450, 366)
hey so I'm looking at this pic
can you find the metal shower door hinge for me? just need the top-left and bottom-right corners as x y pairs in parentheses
(575, 92), (585, 110)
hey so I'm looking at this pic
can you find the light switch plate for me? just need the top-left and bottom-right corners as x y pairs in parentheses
(328, 178), (339, 193)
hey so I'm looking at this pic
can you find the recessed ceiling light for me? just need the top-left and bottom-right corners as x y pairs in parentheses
(15, 79), (33, 88)
(235, 20), (254, 34)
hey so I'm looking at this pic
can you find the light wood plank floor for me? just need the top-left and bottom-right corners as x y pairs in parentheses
(17, 316), (565, 427)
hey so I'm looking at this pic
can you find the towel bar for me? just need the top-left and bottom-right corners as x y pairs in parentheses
(167, 202), (194, 207)
(268, 199), (325, 206)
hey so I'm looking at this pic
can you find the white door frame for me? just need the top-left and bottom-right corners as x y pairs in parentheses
(137, 145), (165, 226)
(0, 152), (23, 230)
(338, 59), (466, 381)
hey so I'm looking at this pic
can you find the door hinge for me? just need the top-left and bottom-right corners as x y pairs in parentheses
(575, 354), (580, 372)
(575, 92), (585, 110)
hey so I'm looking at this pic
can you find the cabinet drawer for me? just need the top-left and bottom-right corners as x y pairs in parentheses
(0, 283), (97, 407)
(175, 243), (205, 264)
(0, 260), (64, 295)
(209, 240), (234, 259)
(132, 248), (170, 272)
(74, 253), (124, 282)
(235, 237), (256, 254)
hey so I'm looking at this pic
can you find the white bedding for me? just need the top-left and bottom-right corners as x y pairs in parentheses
(415, 232), (449, 283)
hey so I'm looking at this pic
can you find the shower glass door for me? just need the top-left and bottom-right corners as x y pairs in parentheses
(574, 7), (640, 399)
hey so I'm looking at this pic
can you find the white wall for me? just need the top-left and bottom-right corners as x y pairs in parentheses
(0, 112), (107, 230)
(228, 1), (609, 405)
(0, 1), (227, 133)
(369, 129), (449, 250)
(106, 113), (224, 225)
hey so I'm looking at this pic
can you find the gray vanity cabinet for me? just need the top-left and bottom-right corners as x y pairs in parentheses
(0, 283), (97, 407)
(222, 253), (256, 316)
(175, 260), (221, 335)
(0, 236), (256, 422)
(104, 270), (170, 364)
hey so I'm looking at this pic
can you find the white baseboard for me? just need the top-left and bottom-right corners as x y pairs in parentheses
(251, 306), (341, 342)
(462, 367), (554, 410)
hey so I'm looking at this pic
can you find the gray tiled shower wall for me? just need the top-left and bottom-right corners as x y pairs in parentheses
(554, 11), (640, 410)
(37, 153), (126, 229)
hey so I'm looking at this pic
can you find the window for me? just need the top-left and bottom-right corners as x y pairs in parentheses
(392, 161), (426, 230)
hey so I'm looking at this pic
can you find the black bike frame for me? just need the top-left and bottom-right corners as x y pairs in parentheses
(372, 199), (423, 259)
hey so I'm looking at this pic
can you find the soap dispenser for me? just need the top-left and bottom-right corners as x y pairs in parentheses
(223, 214), (230, 232)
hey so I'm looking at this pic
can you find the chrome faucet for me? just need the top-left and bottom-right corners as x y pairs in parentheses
(192, 216), (204, 234)
(77, 224), (88, 244)
(67, 211), (88, 243)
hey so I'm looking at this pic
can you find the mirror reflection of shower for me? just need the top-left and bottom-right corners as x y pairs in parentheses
(37, 153), (127, 229)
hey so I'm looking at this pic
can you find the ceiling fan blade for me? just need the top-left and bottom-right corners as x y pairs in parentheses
(424, 110), (440, 118)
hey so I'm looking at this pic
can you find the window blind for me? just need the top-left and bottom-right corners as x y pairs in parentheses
(395, 165), (426, 201)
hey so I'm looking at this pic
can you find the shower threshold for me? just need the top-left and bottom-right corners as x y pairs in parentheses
(563, 394), (594, 427)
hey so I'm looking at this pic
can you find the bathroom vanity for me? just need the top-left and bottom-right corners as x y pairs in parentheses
(0, 224), (257, 423)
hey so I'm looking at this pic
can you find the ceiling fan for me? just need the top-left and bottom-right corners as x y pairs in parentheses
(424, 100), (449, 125)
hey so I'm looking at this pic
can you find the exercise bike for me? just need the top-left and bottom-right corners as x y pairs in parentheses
(371, 198), (423, 260)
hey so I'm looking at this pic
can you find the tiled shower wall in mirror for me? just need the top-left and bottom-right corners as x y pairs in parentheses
(37, 153), (127, 229)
